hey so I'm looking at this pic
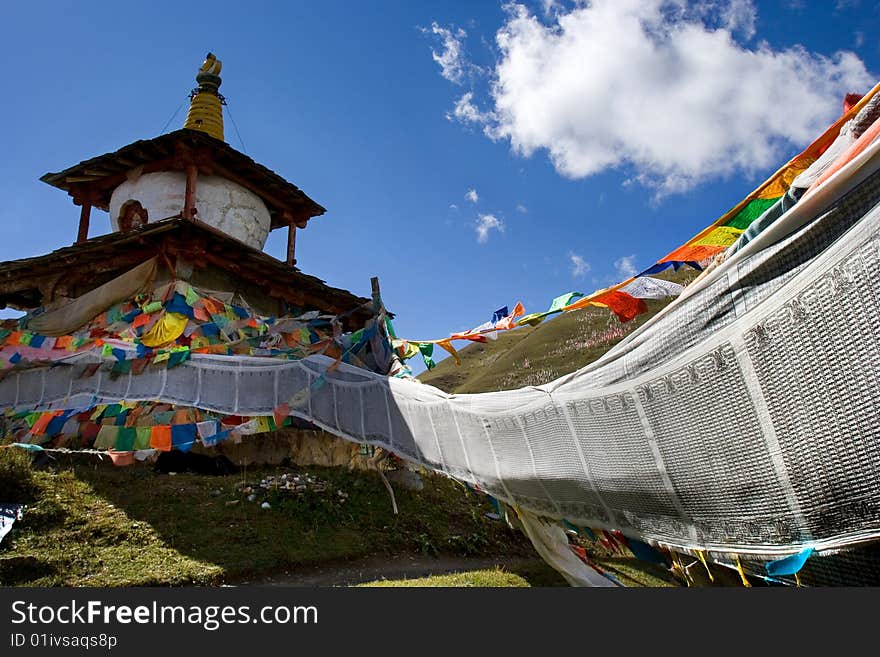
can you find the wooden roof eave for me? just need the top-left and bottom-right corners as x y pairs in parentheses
(40, 129), (326, 230)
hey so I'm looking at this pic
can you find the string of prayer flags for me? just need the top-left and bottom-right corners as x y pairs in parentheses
(645, 82), (880, 272)
(493, 302), (524, 330)
(517, 292), (583, 327)
(624, 538), (669, 566)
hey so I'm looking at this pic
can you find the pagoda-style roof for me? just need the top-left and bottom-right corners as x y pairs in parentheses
(40, 128), (326, 230)
(0, 218), (374, 328)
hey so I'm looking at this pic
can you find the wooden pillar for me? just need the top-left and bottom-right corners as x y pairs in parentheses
(184, 164), (198, 218)
(76, 203), (91, 243)
(286, 223), (297, 266)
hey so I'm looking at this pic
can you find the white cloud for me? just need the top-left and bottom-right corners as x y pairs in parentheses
(465, 188), (479, 203)
(614, 254), (639, 278)
(516, 203), (528, 213)
(475, 213), (504, 243)
(718, 0), (757, 39)
(446, 92), (495, 125)
(427, 23), (467, 84)
(855, 31), (865, 48)
(570, 252), (590, 277)
(440, 1), (872, 195)
(449, 203), (459, 210)
(423, 22), (484, 85)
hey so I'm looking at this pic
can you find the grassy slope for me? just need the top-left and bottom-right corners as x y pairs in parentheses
(419, 269), (698, 394)
(0, 454), (682, 587)
(0, 458), (551, 587)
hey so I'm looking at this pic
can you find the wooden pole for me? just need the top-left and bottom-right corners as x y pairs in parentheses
(76, 203), (91, 243)
(370, 276), (381, 313)
(286, 223), (296, 265)
(184, 164), (198, 218)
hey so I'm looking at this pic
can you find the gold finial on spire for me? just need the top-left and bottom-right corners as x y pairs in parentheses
(184, 52), (225, 140)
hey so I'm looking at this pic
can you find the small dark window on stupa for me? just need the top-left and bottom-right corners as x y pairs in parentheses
(119, 200), (148, 232)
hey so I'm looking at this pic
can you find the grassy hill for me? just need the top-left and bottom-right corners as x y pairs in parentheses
(419, 269), (699, 394)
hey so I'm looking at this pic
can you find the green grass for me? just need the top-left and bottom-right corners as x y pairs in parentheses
(0, 457), (540, 587)
(359, 568), (533, 587)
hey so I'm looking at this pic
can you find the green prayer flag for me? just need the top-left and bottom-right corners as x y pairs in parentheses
(103, 404), (123, 418)
(142, 301), (163, 314)
(418, 342), (435, 370)
(115, 427), (136, 451)
(166, 349), (191, 368)
(111, 360), (132, 375)
(548, 292), (584, 312)
(93, 425), (118, 450)
(133, 427), (152, 450)
(106, 304), (123, 324)
(516, 312), (548, 327)
(185, 285), (200, 307)
(385, 317), (398, 339)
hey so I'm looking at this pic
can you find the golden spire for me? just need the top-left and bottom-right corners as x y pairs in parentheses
(183, 52), (225, 140)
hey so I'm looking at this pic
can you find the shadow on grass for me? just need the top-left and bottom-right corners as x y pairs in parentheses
(1, 454), (539, 586)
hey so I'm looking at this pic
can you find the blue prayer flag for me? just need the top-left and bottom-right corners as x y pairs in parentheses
(766, 548), (814, 577)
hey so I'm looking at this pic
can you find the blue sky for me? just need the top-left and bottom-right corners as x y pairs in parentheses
(1, 1), (878, 372)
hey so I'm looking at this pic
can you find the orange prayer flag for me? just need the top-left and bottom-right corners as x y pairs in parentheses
(30, 411), (61, 435)
(201, 298), (221, 316)
(54, 335), (73, 350)
(658, 243), (726, 264)
(495, 302), (525, 330)
(273, 403), (290, 428)
(564, 290), (647, 322)
(132, 312), (152, 328)
(436, 339), (461, 366)
(593, 291), (647, 323)
(149, 425), (172, 451)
